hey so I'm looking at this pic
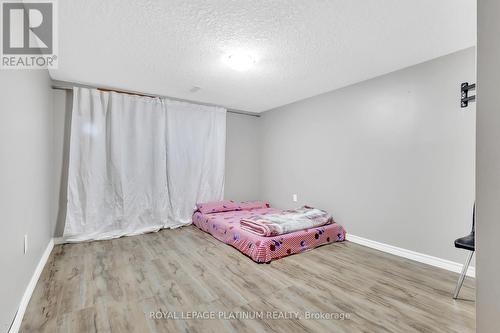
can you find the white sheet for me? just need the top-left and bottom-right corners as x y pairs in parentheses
(63, 88), (226, 241)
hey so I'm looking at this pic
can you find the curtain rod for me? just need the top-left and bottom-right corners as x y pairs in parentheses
(50, 81), (260, 118)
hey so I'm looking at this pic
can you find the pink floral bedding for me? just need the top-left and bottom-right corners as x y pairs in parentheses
(192, 205), (346, 263)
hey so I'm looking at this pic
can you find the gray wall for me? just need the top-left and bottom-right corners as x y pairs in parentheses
(225, 112), (261, 201)
(51, 92), (262, 236)
(0, 70), (54, 330)
(259, 47), (476, 265)
(53, 90), (72, 237)
(477, 1), (500, 331)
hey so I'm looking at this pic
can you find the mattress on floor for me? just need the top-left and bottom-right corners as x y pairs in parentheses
(192, 207), (346, 263)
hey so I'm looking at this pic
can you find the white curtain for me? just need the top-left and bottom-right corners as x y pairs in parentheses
(64, 88), (226, 242)
(165, 100), (226, 227)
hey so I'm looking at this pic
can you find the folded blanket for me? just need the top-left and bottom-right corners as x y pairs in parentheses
(240, 206), (334, 237)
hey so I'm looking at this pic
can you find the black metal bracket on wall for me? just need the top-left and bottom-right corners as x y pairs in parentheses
(461, 82), (476, 108)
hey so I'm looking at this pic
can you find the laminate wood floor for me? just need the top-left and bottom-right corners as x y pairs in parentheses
(20, 226), (475, 333)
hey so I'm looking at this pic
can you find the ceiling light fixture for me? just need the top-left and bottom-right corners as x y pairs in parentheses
(225, 52), (256, 72)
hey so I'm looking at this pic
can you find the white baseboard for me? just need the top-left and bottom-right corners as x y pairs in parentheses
(346, 234), (475, 278)
(8, 239), (54, 333)
(53, 236), (65, 245)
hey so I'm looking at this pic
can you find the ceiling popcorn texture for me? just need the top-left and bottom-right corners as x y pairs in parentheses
(50, 0), (476, 112)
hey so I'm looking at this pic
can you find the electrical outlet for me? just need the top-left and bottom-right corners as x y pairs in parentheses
(24, 235), (28, 254)
(292, 194), (298, 202)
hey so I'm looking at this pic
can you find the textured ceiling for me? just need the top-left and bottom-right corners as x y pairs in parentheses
(50, 0), (476, 112)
